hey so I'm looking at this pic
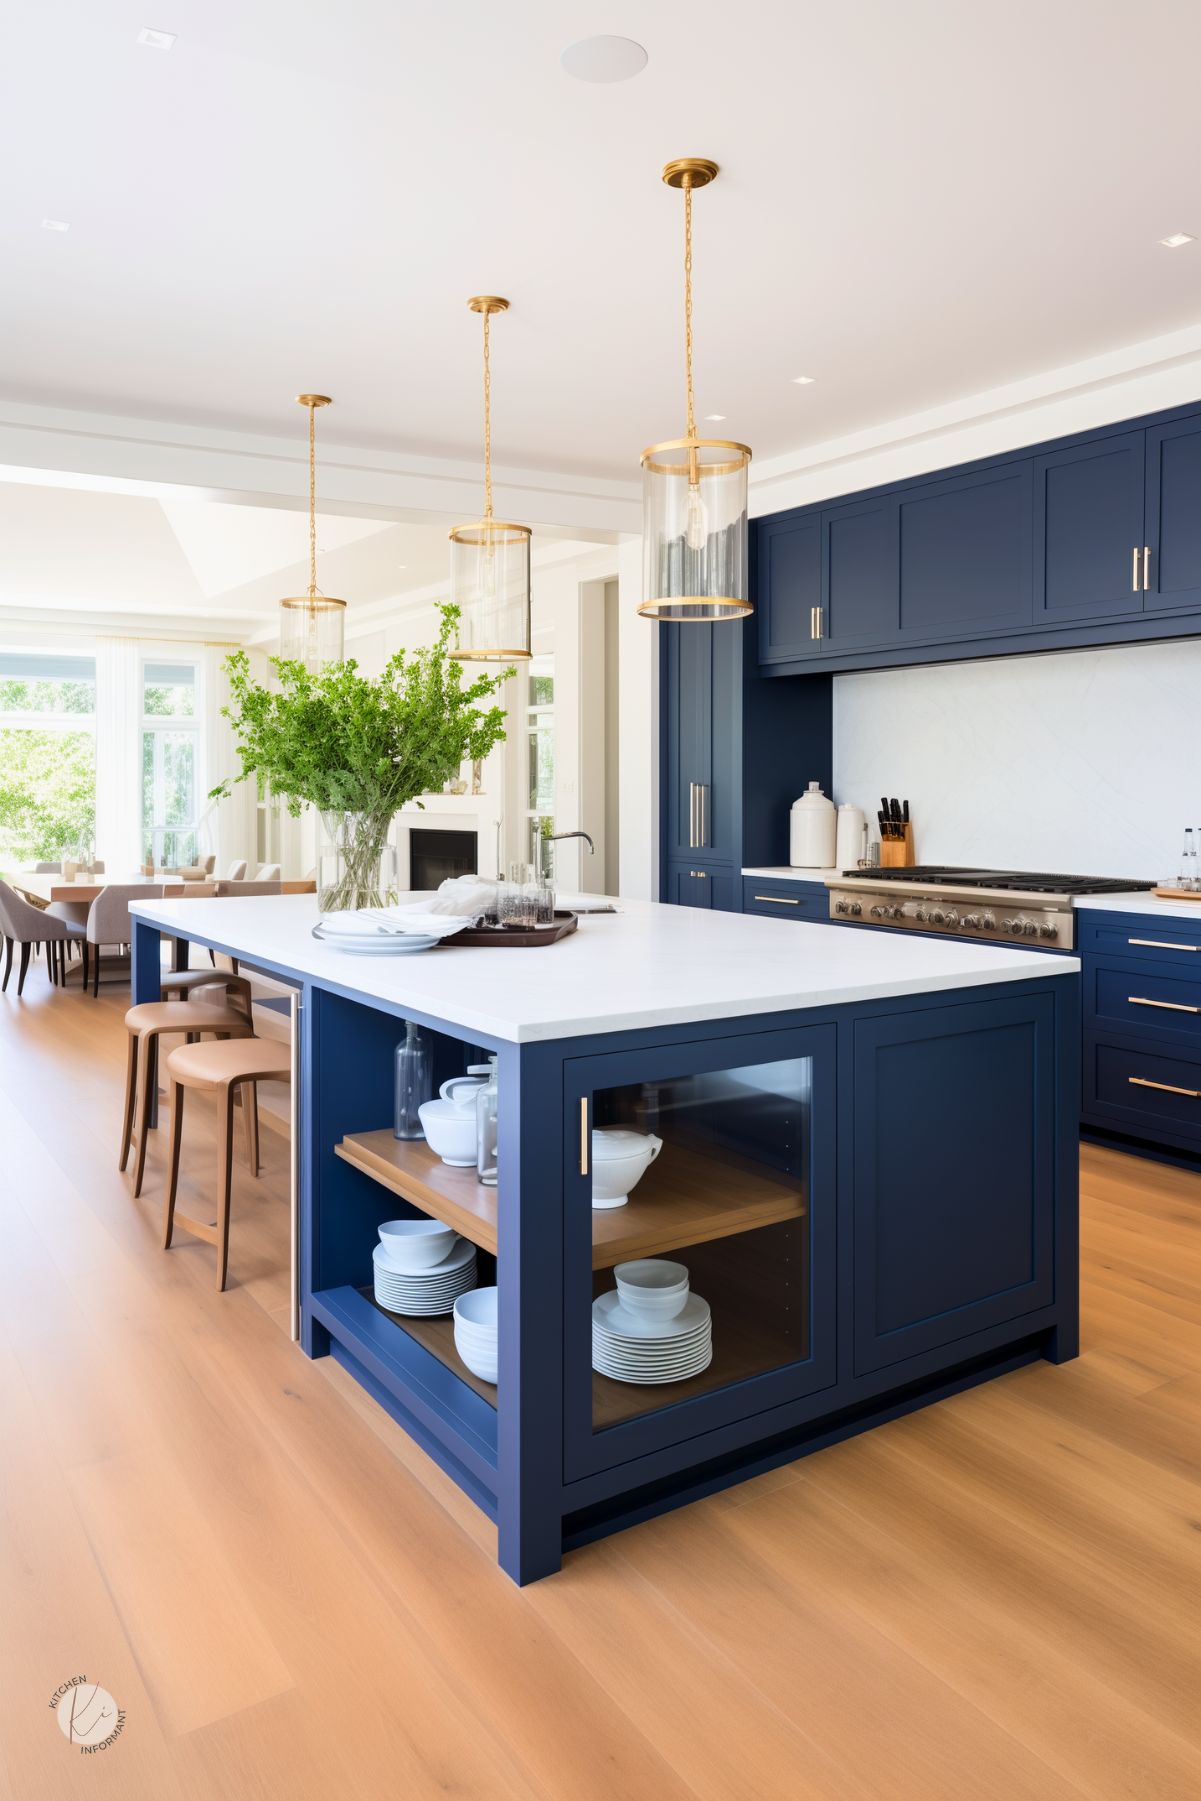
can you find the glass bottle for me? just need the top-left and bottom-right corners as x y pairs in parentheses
(1181, 828), (1198, 892)
(393, 1021), (432, 1140)
(476, 1056), (499, 1187)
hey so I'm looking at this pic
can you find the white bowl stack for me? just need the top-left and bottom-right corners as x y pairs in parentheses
(372, 1218), (476, 1315)
(592, 1259), (713, 1384)
(453, 1287), (498, 1385)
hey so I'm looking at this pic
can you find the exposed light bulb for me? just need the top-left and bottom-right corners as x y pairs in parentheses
(685, 481), (707, 552)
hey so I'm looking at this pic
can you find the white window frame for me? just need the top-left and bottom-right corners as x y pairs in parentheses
(139, 654), (204, 870)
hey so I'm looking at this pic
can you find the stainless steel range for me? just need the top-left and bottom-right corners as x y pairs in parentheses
(826, 867), (1155, 948)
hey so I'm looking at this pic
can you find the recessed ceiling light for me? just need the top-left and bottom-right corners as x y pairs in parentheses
(40, 218), (70, 232)
(1159, 231), (1196, 249)
(137, 26), (176, 50)
(560, 35), (647, 83)
(704, 413), (727, 422)
(792, 375), (816, 386)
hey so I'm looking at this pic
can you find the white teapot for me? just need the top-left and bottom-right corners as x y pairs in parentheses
(591, 1128), (663, 1210)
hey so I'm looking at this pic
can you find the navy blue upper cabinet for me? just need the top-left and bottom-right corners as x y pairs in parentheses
(822, 495), (899, 651)
(1033, 431), (1146, 621)
(757, 514), (821, 665)
(897, 463), (1033, 640)
(1145, 413), (1201, 614)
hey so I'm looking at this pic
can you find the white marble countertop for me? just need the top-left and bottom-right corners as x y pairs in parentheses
(741, 866), (847, 884)
(1073, 890), (1201, 922)
(130, 892), (1076, 1045)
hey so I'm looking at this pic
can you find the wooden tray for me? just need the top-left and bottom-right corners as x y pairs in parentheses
(1152, 886), (1201, 902)
(452, 910), (579, 948)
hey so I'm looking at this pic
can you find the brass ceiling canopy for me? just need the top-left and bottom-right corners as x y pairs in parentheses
(278, 393), (347, 670)
(449, 296), (531, 662)
(639, 157), (752, 624)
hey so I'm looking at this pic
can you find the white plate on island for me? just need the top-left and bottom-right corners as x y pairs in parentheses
(313, 922), (442, 955)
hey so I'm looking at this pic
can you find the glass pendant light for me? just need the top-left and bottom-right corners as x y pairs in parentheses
(278, 394), (347, 670)
(449, 297), (531, 661)
(640, 160), (752, 623)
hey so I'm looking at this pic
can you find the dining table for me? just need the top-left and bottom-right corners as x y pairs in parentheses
(5, 872), (317, 906)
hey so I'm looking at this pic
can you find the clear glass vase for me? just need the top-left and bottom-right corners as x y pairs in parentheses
(317, 809), (400, 912)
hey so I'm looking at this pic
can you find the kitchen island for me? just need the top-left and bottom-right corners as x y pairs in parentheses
(130, 893), (1080, 1584)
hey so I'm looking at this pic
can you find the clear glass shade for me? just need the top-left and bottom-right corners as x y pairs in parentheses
(640, 438), (752, 621)
(449, 520), (531, 660)
(279, 596), (346, 670)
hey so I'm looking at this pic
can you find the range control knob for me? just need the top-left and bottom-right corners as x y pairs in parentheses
(870, 904), (886, 918)
(963, 913), (981, 929)
(848, 901), (862, 917)
(1025, 920), (1040, 937)
(929, 908), (945, 925)
(1039, 922), (1059, 940)
(943, 909), (960, 928)
(914, 906), (927, 922)
(981, 913), (996, 930)
(1001, 918), (1019, 936)
(834, 899), (848, 915)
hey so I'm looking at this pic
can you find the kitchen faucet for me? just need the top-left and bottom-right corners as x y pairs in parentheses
(546, 830), (595, 854)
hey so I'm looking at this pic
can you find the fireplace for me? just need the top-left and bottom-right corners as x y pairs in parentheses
(409, 827), (478, 890)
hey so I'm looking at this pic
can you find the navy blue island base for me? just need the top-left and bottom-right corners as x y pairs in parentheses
(130, 896), (1080, 1585)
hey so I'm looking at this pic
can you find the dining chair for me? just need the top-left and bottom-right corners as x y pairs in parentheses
(86, 884), (165, 997)
(163, 1034), (292, 1290)
(215, 880), (283, 897)
(0, 880), (74, 994)
(224, 859), (248, 881)
(34, 861), (62, 873)
(255, 863), (281, 880)
(201, 854), (216, 874)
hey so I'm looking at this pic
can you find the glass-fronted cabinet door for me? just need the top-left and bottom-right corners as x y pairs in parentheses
(562, 1021), (836, 1480)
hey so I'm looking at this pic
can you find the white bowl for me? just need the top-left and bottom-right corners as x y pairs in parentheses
(453, 1332), (497, 1385)
(453, 1286), (498, 1334)
(591, 1128), (663, 1210)
(377, 1217), (457, 1271)
(614, 1258), (690, 1321)
(418, 1098), (478, 1167)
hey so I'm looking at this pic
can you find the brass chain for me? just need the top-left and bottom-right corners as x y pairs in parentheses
(683, 174), (696, 441)
(482, 305), (493, 519)
(307, 398), (318, 598)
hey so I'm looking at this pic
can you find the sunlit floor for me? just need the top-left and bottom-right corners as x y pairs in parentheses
(1, 963), (1198, 1800)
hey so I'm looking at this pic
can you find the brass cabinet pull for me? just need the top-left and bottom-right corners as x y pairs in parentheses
(579, 1097), (590, 1175)
(1143, 545), (1151, 591)
(1132, 546), (1140, 592)
(1128, 995), (1200, 1013)
(1129, 1075), (1200, 1099)
(688, 781), (699, 848)
(809, 605), (817, 639)
(689, 869), (708, 878)
(698, 782), (709, 848)
(1128, 938), (1198, 952)
(815, 605), (824, 639)
(754, 894), (799, 905)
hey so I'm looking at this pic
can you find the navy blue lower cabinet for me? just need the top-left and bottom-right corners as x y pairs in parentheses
(667, 862), (738, 912)
(742, 877), (828, 919)
(851, 992), (1058, 1375)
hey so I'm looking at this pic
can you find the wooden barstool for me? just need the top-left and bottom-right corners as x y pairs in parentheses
(120, 977), (254, 1198)
(163, 1036), (292, 1290)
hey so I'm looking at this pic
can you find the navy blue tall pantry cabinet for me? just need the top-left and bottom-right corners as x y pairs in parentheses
(659, 612), (832, 909)
(752, 401), (1201, 675)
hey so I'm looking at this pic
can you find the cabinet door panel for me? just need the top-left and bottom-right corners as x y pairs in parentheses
(821, 496), (899, 650)
(663, 623), (713, 861)
(757, 516), (822, 664)
(1034, 432), (1145, 620)
(1145, 414), (1201, 613)
(667, 863), (738, 912)
(852, 993), (1057, 1374)
(898, 464), (1032, 638)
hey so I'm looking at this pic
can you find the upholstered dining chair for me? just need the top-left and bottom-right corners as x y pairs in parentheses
(224, 859), (248, 881)
(255, 863), (281, 880)
(216, 880), (283, 897)
(0, 880), (74, 994)
(201, 854), (216, 874)
(85, 883), (165, 997)
(33, 861), (62, 873)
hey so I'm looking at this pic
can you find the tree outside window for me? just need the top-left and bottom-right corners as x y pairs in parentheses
(141, 660), (201, 867)
(0, 654), (96, 862)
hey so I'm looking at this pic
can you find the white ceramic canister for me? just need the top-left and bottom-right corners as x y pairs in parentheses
(789, 782), (836, 868)
(835, 803), (867, 870)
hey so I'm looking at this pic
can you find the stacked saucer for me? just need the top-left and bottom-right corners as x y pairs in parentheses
(592, 1259), (713, 1385)
(372, 1234), (476, 1316)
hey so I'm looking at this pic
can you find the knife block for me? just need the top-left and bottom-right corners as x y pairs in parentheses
(879, 824), (915, 868)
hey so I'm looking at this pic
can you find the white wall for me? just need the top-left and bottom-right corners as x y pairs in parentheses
(832, 640), (1201, 880)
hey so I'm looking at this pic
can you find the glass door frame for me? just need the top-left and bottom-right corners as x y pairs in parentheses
(561, 1019), (837, 1481)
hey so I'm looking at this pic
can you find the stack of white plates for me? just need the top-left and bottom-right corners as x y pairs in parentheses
(372, 1235), (476, 1315)
(591, 1289), (713, 1384)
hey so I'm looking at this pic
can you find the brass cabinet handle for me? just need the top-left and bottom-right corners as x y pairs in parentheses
(1128, 938), (1198, 952)
(689, 869), (708, 878)
(815, 605), (824, 640)
(579, 1097), (590, 1175)
(754, 894), (799, 905)
(809, 605), (817, 640)
(1128, 995), (1200, 1013)
(1129, 1075), (1200, 1099)
(698, 782), (709, 848)
(1143, 545), (1151, 591)
(1132, 546), (1140, 592)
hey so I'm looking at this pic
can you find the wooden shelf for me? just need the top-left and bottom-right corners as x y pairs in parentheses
(336, 1130), (804, 1271)
(360, 1288), (497, 1409)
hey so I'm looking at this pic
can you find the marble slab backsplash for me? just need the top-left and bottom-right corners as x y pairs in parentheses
(830, 638), (1201, 881)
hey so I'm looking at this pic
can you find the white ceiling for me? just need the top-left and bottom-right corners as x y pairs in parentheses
(2, 0), (1200, 482)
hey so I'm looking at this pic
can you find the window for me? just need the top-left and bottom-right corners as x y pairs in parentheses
(0, 651), (96, 862)
(524, 655), (554, 876)
(141, 659), (201, 868)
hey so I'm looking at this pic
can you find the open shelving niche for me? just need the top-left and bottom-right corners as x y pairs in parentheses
(334, 1129), (807, 1428)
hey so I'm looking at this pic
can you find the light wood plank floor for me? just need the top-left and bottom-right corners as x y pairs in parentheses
(0, 972), (1197, 1801)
